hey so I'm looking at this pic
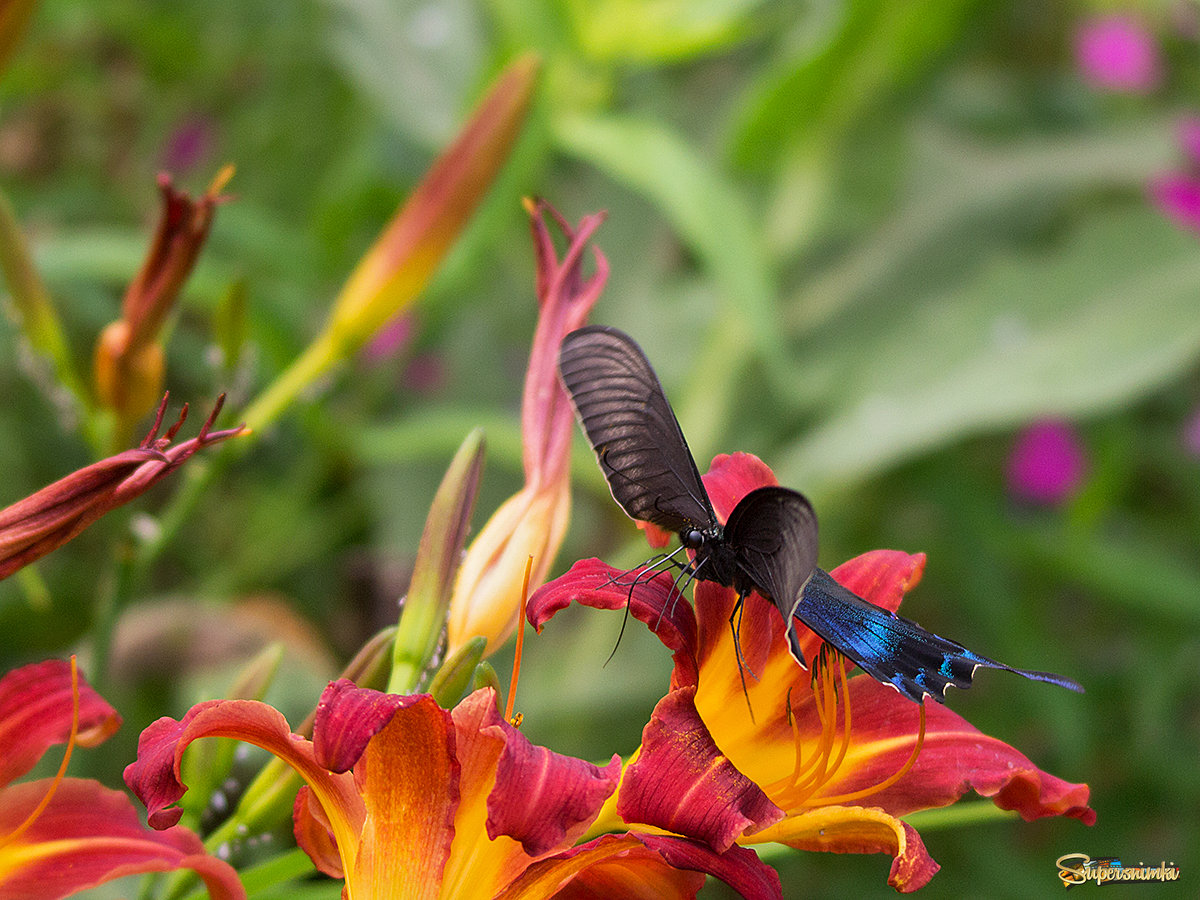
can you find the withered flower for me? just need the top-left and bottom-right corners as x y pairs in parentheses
(94, 168), (232, 429)
(0, 394), (244, 579)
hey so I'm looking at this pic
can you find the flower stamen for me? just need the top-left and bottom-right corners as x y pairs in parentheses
(812, 700), (927, 806)
(0, 655), (81, 847)
(774, 645), (850, 806)
(505, 555), (534, 728)
(769, 644), (927, 810)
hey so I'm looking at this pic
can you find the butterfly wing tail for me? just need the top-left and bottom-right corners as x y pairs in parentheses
(792, 569), (1083, 703)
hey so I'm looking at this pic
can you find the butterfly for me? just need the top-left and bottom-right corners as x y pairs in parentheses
(557, 324), (1082, 703)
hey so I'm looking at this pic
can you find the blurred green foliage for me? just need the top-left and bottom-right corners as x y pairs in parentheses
(1, 0), (1198, 897)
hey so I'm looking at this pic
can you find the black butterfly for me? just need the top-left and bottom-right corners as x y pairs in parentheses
(557, 325), (1082, 703)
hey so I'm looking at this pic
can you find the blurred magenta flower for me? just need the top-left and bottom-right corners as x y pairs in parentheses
(531, 453), (1094, 892)
(1007, 419), (1088, 505)
(0, 659), (244, 900)
(361, 313), (416, 366)
(1150, 117), (1200, 234)
(0, 395), (244, 579)
(1074, 14), (1162, 94)
(126, 680), (776, 898)
(1151, 175), (1200, 232)
(1182, 405), (1200, 457)
(160, 115), (216, 174)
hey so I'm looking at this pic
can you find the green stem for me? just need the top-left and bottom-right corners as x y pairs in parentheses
(240, 329), (344, 434)
(89, 535), (135, 693)
(0, 190), (90, 410)
(903, 800), (1018, 830)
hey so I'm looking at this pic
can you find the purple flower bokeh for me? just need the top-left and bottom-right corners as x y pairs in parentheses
(160, 116), (215, 174)
(1074, 15), (1162, 94)
(1150, 117), (1200, 234)
(1182, 407), (1200, 458)
(1007, 419), (1088, 505)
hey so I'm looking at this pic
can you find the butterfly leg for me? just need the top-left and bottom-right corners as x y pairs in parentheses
(605, 549), (687, 666)
(727, 590), (759, 722)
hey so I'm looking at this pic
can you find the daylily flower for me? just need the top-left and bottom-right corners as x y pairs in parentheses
(0, 658), (244, 900)
(530, 452), (1094, 892)
(0, 394), (244, 579)
(446, 200), (609, 658)
(125, 679), (781, 899)
(1006, 418), (1088, 505)
(94, 167), (233, 433)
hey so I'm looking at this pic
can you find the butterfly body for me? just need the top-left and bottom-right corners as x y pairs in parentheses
(557, 324), (1082, 703)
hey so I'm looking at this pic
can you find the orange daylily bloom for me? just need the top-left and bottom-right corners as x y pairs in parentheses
(126, 680), (780, 899)
(530, 452), (1094, 892)
(0, 659), (244, 900)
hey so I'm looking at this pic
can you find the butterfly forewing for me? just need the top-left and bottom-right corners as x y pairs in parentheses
(724, 487), (819, 659)
(558, 326), (716, 534)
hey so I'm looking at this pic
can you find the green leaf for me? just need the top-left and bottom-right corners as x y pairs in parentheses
(777, 208), (1200, 493)
(567, 0), (764, 62)
(553, 110), (778, 454)
(730, 0), (977, 252)
(732, 0), (977, 171)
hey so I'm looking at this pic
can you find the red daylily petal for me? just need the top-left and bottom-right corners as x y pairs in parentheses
(485, 699), (621, 856)
(312, 678), (428, 772)
(637, 520), (674, 549)
(0, 778), (244, 900)
(749, 804), (940, 893)
(440, 688), (526, 896)
(522, 200), (608, 490)
(124, 698), (361, 833)
(700, 452), (778, 522)
(351, 694), (458, 900)
(529, 558), (699, 689)
(790, 677), (1094, 823)
(618, 686), (783, 852)
(0, 659), (120, 787)
(493, 833), (706, 900)
(636, 834), (783, 900)
(292, 786), (343, 879)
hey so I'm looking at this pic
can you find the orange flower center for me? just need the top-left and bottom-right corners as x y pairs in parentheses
(767, 646), (926, 809)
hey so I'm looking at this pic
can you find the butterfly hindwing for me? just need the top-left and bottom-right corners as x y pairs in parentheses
(793, 569), (1084, 702)
(724, 486), (820, 661)
(558, 326), (716, 534)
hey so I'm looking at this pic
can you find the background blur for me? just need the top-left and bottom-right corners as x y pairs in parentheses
(1, 1), (1197, 897)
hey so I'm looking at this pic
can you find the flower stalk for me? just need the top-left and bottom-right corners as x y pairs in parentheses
(241, 55), (538, 435)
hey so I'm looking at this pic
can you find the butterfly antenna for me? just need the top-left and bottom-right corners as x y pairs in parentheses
(603, 593), (634, 667)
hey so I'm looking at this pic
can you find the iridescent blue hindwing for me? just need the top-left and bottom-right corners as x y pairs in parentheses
(791, 569), (1083, 703)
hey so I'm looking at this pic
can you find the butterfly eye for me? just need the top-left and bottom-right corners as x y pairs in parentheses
(682, 529), (705, 549)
